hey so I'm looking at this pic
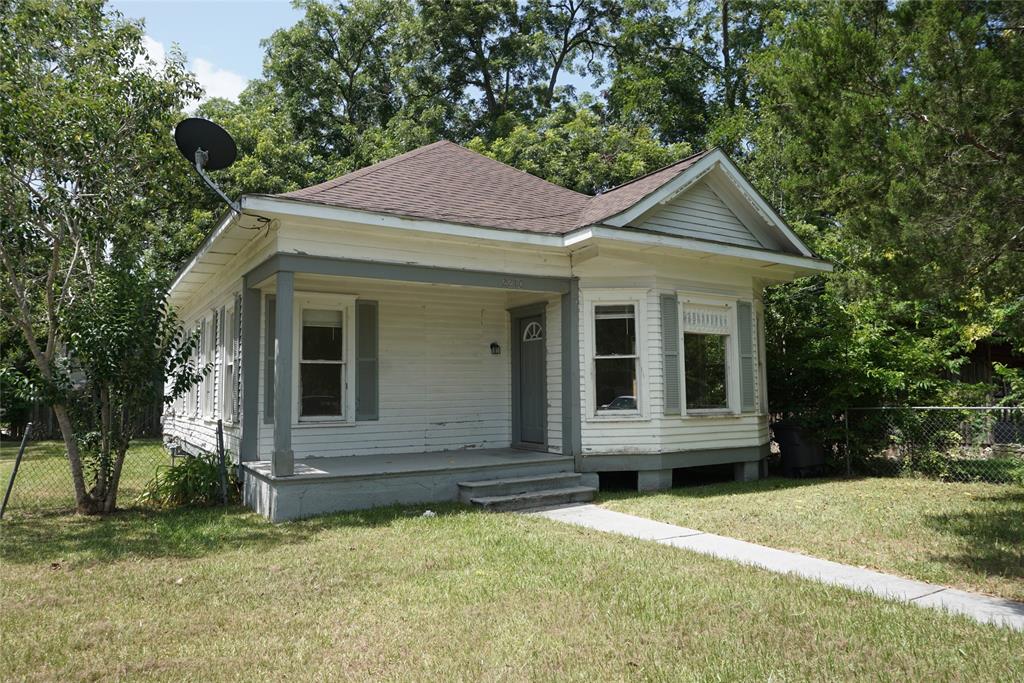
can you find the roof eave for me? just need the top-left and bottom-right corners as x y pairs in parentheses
(565, 224), (833, 275)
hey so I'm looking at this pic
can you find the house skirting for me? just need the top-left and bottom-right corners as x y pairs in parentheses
(578, 445), (769, 490)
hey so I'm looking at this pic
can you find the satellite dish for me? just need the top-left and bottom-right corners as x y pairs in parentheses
(174, 117), (240, 213)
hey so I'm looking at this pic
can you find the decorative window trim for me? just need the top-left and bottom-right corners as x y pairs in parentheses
(581, 289), (650, 421)
(522, 320), (544, 342)
(292, 292), (357, 425)
(677, 292), (741, 417)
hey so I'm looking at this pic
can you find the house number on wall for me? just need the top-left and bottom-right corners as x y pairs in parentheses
(501, 278), (526, 289)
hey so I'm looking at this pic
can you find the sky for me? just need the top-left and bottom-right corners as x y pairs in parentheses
(111, 0), (595, 104)
(110, 1), (303, 101)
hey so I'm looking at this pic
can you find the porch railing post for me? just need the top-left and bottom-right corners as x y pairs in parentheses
(273, 271), (295, 477)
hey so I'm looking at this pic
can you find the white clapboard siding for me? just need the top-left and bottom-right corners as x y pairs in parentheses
(256, 281), (515, 458)
(545, 296), (563, 454)
(633, 181), (765, 249)
(577, 284), (770, 456)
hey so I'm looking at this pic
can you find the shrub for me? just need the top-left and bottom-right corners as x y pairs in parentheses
(137, 453), (237, 508)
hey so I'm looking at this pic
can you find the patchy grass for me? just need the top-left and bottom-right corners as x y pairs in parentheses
(0, 439), (170, 514)
(2, 505), (1023, 681)
(602, 477), (1024, 601)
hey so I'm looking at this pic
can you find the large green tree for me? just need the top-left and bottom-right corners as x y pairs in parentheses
(0, 0), (203, 513)
(734, 0), (1024, 412)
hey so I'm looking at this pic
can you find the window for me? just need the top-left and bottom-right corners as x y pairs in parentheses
(222, 302), (237, 422)
(681, 302), (732, 412)
(684, 333), (727, 409)
(594, 304), (638, 413)
(203, 312), (216, 417)
(300, 308), (345, 418)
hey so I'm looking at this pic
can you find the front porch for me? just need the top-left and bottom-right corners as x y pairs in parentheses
(242, 447), (578, 521)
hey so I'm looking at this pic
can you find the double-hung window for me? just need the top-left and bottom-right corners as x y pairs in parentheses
(593, 304), (640, 414)
(222, 302), (237, 422)
(299, 308), (346, 419)
(682, 303), (732, 412)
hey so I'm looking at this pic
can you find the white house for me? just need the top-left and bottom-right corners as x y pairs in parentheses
(164, 141), (830, 521)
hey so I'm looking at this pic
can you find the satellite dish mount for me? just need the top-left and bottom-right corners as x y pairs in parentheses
(174, 117), (242, 214)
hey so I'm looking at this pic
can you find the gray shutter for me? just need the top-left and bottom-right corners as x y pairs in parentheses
(660, 294), (681, 415)
(355, 300), (379, 421)
(263, 296), (275, 423)
(737, 300), (755, 412)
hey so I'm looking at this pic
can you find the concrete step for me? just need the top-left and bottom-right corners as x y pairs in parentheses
(468, 486), (596, 512)
(457, 472), (583, 502)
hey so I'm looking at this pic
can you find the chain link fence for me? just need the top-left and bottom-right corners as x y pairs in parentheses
(0, 428), (173, 518)
(844, 407), (1024, 485)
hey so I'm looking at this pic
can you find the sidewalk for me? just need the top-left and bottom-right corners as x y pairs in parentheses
(533, 504), (1024, 630)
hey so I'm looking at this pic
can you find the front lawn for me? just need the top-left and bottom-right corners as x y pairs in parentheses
(2, 505), (1022, 680)
(602, 477), (1024, 602)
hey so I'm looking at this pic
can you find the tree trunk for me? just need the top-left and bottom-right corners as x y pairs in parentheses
(51, 403), (99, 514)
(722, 0), (733, 111)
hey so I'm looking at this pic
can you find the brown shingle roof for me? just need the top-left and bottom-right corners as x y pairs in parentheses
(275, 140), (710, 235)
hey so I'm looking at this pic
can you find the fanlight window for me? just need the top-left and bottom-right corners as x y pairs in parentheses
(522, 321), (543, 342)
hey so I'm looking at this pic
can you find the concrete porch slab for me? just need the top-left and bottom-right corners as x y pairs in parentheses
(243, 448), (574, 522)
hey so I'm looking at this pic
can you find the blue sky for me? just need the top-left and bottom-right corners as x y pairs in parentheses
(111, 1), (303, 101)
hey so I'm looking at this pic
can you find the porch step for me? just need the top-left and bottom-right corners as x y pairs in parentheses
(457, 472), (584, 502)
(467, 486), (596, 512)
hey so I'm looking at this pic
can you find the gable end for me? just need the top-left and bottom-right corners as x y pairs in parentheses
(630, 180), (769, 249)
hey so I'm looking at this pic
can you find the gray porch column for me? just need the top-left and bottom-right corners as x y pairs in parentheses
(273, 271), (295, 477)
(239, 286), (261, 462)
(561, 278), (581, 464)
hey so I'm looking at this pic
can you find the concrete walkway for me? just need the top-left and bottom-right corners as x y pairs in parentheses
(533, 504), (1024, 631)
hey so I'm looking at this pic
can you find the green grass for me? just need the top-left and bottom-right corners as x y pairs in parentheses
(0, 439), (170, 514)
(2, 505), (1023, 681)
(602, 477), (1024, 602)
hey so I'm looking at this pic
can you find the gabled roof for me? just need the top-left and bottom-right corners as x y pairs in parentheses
(279, 141), (592, 235)
(275, 141), (719, 236)
(260, 140), (822, 262)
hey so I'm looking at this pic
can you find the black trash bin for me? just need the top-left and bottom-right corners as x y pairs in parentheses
(773, 422), (825, 477)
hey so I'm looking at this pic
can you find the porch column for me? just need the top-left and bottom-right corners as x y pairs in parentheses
(273, 271), (295, 477)
(561, 278), (582, 463)
(239, 286), (261, 462)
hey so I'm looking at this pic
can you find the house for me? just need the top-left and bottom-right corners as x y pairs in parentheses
(164, 141), (830, 521)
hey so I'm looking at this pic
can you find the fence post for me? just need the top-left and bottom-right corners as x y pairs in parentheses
(0, 422), (32, 520)
(844, 409), (851, 477)
(216, 419), (227, 505)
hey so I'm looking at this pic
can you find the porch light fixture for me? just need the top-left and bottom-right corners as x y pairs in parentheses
(490, 342), (501, 355)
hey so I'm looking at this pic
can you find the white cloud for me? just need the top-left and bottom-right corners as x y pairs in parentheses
(193, 57), (247, 102)
(139, 34), (166, 71)
(140, 35), (247, 103)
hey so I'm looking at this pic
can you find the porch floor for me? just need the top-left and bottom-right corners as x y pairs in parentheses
(241, 448), (578, 521)
(244, 447), (571, 481)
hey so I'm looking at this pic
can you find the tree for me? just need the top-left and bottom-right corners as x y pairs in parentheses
(468, 99), (690, 194)
(602, 0), (717, 145)
(0, 0), (204, 513)
(730, 0), (1024, 414)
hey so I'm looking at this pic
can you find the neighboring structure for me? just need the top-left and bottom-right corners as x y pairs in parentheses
(164, 142), (830, 520)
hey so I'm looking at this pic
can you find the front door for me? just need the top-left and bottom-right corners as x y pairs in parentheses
(514, 314), (546, 447)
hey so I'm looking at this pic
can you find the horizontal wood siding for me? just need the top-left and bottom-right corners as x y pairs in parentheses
(633, 181), (765, 249)
(545, 297), (563, 453)
(257, 281), (513, 458)
(577, 276), (770, 457)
